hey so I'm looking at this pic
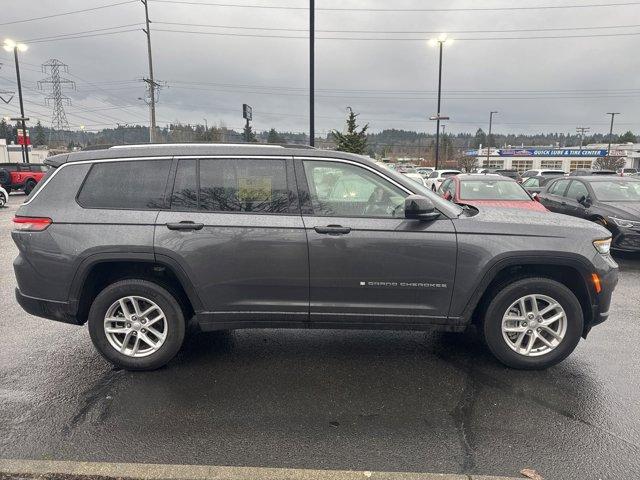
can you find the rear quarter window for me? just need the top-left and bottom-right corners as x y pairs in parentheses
(77, 159), (172, 210)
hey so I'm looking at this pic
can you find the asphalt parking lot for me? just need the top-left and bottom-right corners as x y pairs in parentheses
(1, 193), (639, 479)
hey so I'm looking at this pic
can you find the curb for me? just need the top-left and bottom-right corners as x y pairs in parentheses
(0, 459), (520, 480)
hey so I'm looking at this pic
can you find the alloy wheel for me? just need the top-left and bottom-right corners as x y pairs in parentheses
(103, 296), (168, 357)
(501, 294), (567, 357)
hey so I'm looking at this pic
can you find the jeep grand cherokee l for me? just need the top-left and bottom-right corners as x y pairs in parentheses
(12, 144), (618, 370)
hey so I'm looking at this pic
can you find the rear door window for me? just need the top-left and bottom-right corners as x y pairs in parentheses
(170, 158), (293, 214)
(548, 179), (570, 196)
(77, 159), (172, 209)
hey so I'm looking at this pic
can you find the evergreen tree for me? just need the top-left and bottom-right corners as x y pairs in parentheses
(332, 107), (368, 154)
(267, 128), (283, 144)
(618, 131), (637, 143)
(472, 128), (487, 148)
(34, 121), (46, 146)
(243, 123), (257, 142)
(0, 118), (13, 142)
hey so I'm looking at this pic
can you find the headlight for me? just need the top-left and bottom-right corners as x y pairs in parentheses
(593, 238), (612, 254)
(609, 216), (640, 228)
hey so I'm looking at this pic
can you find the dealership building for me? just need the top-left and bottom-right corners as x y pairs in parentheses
(469, 143), (640, 173)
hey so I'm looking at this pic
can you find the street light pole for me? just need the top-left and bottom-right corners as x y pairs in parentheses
(486, 111), (498, 167)
(428, 34), (452, 169)
(606, 112), (620, 158)
(4, 39), (29, 163)
(309, 0), (315, 147)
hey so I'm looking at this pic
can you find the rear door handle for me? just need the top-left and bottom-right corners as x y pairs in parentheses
(166, 221), (204, 231)
(314, 225), (351, 235)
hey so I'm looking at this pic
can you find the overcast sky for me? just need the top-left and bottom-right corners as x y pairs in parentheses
(1, 0), (639, 136)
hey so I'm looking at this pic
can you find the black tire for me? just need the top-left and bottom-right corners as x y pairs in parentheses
(24, 179), (37, 195)
(0, 169), (10, 186)
(0, 191), (6, 207)
(431, 184), (436, 192)
(482, 277), (583, 370)
(3, 186), (11, 194)
(88, 279), (186, 371)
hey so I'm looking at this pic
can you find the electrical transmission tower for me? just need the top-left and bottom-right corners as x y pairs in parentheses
(576, 126), (590, 152)
(38, 59), (76, 145)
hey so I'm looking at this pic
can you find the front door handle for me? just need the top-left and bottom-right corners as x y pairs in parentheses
(314, 225), (351, 235)
(166, 221), (204, 231)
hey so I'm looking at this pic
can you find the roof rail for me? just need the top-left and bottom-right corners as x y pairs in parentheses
(109, 142), (286, 150)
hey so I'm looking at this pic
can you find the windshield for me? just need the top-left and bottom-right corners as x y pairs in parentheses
(459, 179), (531, 200)
(590, 180), (640, 202)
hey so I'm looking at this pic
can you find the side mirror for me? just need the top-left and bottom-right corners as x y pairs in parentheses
(443, 191), (452, 201)
(532, 192), (540, 202)
(577, 195), (592, 207)
(405, 194), (440, 221)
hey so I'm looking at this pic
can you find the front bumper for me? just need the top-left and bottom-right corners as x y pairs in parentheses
(612, 229), (640, 252)
(583, 259), (618, 336)
(15, 288), (80, 325)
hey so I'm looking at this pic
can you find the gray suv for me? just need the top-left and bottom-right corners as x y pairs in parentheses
(12, 144), (618, 370)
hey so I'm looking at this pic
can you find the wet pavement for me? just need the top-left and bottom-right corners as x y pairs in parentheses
(1, 194), (639, 479)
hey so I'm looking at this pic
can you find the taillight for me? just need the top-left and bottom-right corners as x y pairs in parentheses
(12, 216), (52, 231)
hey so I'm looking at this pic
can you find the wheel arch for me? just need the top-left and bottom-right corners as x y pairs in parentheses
(70, 254), (203, 325)
(462, 255), (596, 337)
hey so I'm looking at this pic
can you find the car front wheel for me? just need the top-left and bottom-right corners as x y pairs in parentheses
(88, 279), (185, 370)
(482, 277), (583, 369)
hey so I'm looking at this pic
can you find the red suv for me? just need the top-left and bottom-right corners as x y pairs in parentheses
(0, 163), (49, 195)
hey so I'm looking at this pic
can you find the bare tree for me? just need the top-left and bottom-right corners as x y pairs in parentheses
(457, 154), (479, 172)
(592, 155), (626, 171)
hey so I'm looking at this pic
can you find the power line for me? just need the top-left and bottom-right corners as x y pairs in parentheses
(153, 27), (640, 41)
(24, 29), (143, 45)
(21, 24), (144, 43)
(151, 0), (640, 12)
(0, 0), (138, 26)
(154, 20), (640, 35)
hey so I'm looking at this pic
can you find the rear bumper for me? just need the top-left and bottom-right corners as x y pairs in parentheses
(15, 288), (80, 325)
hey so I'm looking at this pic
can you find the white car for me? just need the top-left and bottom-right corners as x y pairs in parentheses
(424, 169), (461, 191)
(416, 167), (434, 178)
(0, 186), (8, 208)
(521, 169), (566, 179)
(396, 166), (427, 186)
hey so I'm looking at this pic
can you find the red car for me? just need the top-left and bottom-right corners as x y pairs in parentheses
(0, 163), (49, 195)
(437, 173), (547, 212)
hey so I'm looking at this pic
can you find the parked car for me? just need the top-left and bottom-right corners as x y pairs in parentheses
(538, 176), (640, 252)
(569, 169), (616, 176)
(0, 163), (50, 195)
(396, 166), (426, 186)
(416, 167), (434, 178)
(521, 169), (566, 179)
(438, 174), (547, 212)
(617, 167), (638, 177)
(424, 169), (461, 191)
(521, 175), (563, 196)
(0, 185), (8, 208)
(13, 144), (617, 371)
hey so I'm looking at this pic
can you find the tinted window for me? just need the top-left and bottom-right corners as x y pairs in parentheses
(78, 159), (171, 209)
(522, 170), (537, 177)
(303, 160), (406, 218)
(170, 158), (291, 213)
(428, 171), (438, 179)
(522, 177), (540, 187)
(548, 179), (570, 196)
(566, 181), (589, 201)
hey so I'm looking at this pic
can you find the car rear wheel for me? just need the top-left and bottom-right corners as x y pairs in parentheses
(0, 191), (6, 207)
(482, 277), (583, 369)
(24, 179), (37, 195)
(88, 279), (185, 370)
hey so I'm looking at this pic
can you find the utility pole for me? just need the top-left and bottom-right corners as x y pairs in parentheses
(441, 124), (447, 162)
(3, 40), (29, 163)
(486, 111), (498, 166)
(576, 126), (590, 152)
(38, 59), (75, 147)
(309, 0), (315, 147)
(606, 112), (619, 157)
(142, 0), (159, 143)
